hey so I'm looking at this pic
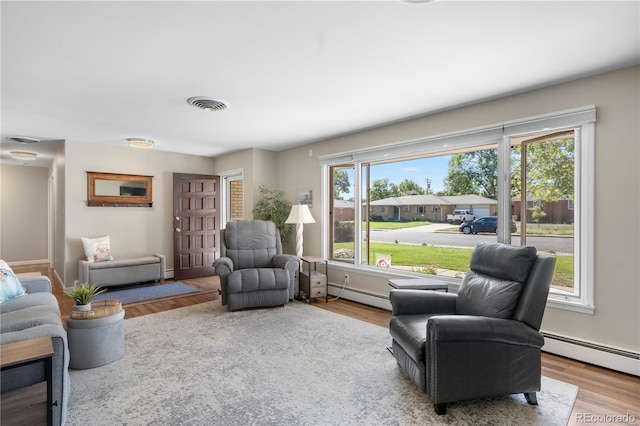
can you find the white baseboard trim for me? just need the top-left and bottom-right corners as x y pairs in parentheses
(6, 259), (49, 266)
(328, 284), (392, 311)
(52, 269), (66, 290)
(328, 283), (640, 377)
(542, 334), (640, 376)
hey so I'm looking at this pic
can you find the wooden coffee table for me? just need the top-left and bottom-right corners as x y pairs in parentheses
(1, 336), (54, 426)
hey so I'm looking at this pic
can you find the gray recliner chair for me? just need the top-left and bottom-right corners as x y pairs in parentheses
(213, 220), (300, 311)
(389, 242), (556, 415)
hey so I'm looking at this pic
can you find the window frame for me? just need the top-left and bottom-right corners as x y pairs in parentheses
(321, 106), (595, 314)
(218, 168), (244, 230)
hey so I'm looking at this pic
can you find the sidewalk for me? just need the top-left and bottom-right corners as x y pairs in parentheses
(394, 223), (455, 232)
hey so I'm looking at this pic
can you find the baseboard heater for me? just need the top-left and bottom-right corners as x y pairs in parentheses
(542, 332), (639, 376)
(328, 283), (640, 376)
(542, 332), (639, 359)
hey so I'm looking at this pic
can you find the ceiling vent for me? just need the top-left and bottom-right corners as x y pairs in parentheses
(7, 136), (40, 144)
(187, 97), (228, 112)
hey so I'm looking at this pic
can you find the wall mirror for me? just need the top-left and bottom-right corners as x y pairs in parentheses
(87, 172), (153, 207)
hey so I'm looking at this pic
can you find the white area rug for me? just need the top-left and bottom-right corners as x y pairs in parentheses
(67, 300), (578, 425)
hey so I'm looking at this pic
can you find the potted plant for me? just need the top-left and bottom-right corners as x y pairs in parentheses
(66, 283), (106, 311)
(253, 185), (293, 245)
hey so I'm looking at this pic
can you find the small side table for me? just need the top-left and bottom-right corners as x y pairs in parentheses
(299, 256), (328, 303)
(1, 336), (54, 426)
(388, 278), (449, 292)
(67, 300), (125, 369)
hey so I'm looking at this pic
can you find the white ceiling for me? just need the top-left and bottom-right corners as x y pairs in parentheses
(1, 0), (639, 168)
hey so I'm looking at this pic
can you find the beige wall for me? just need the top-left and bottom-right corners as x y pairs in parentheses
(275, 65), (640, 354)
(212, 148), (279, 222)
(275, 144), (324, 254)
(0, 164), (49, 262)
(62, 140), (216, 285)
(52, 142), (66, 285)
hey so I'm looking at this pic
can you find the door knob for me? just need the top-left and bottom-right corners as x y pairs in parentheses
(175, 228), (181, 232)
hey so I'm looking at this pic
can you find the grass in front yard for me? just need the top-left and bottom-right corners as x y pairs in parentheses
(333, 242), (574, 288)
(366, 221), (431, 230)
(366, 243), (472, 270)
(437, 223), (575, 236)
(519, 223), (574, 236)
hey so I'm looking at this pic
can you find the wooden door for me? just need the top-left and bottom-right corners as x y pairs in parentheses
(173, 173), (220, 280)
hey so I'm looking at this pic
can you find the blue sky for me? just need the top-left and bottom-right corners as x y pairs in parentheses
(370, 156), (451, 194)
(339, 155), (452, 200)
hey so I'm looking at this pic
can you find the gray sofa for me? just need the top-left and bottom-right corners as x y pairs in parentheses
(213, 220), (300, 311)
(1, 275), (70, 426)
(78, 254), (165, 287)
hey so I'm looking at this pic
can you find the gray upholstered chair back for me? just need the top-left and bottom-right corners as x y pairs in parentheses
(456, 242), (555, 330)
(221, 220), (283, 270)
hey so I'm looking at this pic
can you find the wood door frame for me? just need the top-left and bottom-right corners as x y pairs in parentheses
(173, 173), (220, 280)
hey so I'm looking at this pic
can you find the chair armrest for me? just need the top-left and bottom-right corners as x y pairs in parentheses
(18, 276), (52, 294)
(272, 254), (300, 271)
(0, 323), (67, 346)
(78, 259), (91, 283)
(427, 315), (544, 348)
(153, 254), (166, 279)
(213, 257), (234, 276)
(390, 289), (457, 316)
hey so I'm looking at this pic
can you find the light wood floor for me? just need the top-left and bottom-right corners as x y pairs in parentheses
(4, 264), (639, 425)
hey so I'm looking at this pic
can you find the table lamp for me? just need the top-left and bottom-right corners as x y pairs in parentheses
(285, 204), (315, 258)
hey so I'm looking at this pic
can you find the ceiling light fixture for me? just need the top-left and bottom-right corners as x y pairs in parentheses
(127, 138), (155, 149)
(10, 151), (38, 160)
(187, 97), (229, 112)
(8, 136), (40, 144)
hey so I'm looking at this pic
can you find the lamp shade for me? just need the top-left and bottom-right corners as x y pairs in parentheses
(285, 204), (315, 258)
(285, 204), (315, 224)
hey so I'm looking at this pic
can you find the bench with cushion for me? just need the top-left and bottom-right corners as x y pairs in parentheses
(78, 254), (165, 287)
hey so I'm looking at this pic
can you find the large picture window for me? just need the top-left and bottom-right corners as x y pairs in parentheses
(322, 107), (595, 313)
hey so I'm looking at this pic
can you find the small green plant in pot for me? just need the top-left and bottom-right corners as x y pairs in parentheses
(66, 283), (106, 311)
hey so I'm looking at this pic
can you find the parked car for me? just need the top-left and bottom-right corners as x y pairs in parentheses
(446, 209), (475, 224)
(459, 216), (517, 234)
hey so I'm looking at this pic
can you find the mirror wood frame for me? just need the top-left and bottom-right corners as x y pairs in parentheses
(87, 171), (153, 207)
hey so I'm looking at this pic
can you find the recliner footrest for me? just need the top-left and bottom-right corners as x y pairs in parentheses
(227, 268), (290, 293)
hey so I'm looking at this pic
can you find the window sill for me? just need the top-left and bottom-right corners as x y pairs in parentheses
(328, 261), (594, 314)
(546, 297), (595, 315)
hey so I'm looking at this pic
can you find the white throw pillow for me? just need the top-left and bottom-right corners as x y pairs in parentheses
(81, 235), (114, 262)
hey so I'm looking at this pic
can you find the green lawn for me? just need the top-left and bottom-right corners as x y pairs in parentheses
(438, 223), (575, 236)
(365, 221), (431, 230)
(334, 242), (574, 288)
(518, 223), (574, 236)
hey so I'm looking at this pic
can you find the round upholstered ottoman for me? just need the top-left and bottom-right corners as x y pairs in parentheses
(67, 307), (125, 369)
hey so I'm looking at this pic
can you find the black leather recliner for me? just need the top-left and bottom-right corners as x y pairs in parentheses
(389, 242), (556, 415)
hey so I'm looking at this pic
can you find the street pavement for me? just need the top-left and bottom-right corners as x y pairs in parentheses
(369, 223), (574, 254)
